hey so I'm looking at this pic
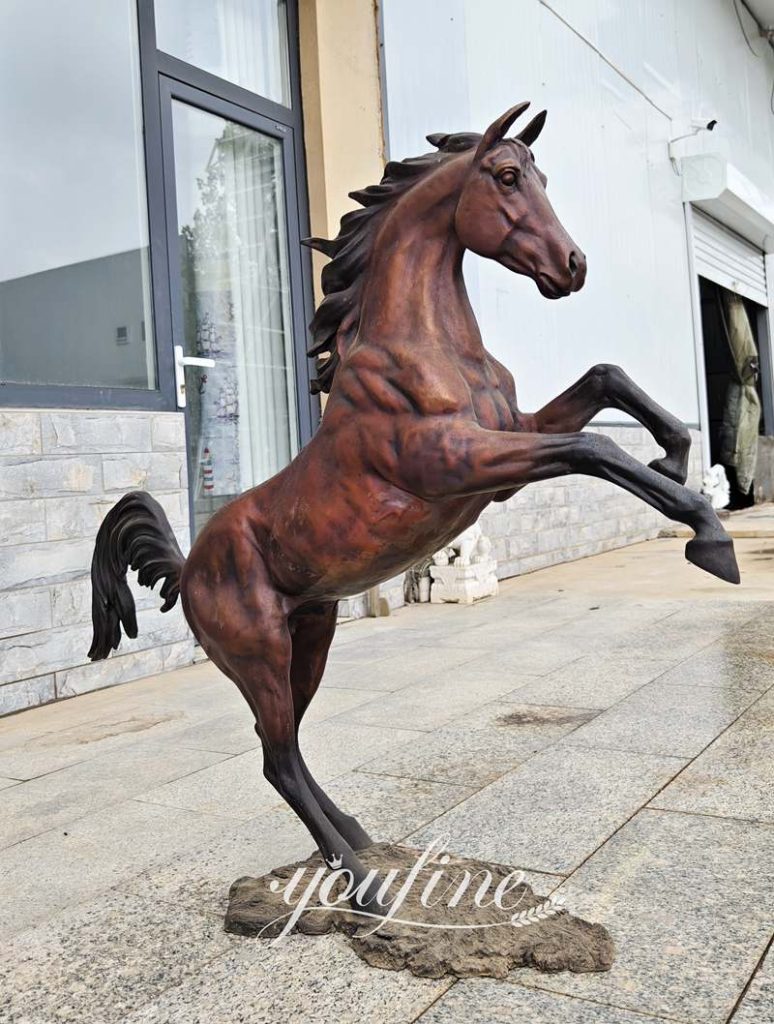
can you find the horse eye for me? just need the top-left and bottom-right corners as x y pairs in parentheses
(498, 169), (519, 188)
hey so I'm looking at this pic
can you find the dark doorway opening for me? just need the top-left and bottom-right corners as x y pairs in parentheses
(699, 277), (767, 509)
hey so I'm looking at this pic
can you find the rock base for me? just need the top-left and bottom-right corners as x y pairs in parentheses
(225, 843), (615, 979)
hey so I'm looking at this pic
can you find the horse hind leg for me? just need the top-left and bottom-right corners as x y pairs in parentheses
(209, 609), (380, 910)
(289, 602), (373, 851)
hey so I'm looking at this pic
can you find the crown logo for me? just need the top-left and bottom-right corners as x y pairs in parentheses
(327, 853), (343, 870)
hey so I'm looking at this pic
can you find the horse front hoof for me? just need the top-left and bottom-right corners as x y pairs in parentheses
(685, 536), (740, 585)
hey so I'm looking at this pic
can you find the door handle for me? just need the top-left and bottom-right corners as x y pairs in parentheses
(174, 344), (215, 407)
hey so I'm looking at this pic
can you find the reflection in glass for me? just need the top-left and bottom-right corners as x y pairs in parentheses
(172, 102), (298, 532)
(155, 0), (291, 107)
(0, 1), (156, 389)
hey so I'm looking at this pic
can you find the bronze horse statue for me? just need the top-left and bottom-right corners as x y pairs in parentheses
(89, 103), (739, 908)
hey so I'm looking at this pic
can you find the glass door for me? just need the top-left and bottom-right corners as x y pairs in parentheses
(160, 80), (306, 535)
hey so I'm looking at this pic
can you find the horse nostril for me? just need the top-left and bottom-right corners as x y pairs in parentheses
(568, 251), (579, 276)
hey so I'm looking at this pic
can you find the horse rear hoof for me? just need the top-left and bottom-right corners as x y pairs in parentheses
(685, 536), (740, 585)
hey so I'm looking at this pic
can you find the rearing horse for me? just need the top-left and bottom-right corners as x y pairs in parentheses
(89, 102), (739, 908)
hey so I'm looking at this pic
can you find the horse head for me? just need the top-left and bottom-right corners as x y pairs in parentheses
(454, 102), (587, 299)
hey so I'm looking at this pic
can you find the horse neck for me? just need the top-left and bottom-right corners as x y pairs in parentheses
(356, 160), (482, 356)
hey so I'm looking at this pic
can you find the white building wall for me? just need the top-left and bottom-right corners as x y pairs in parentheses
(380, 0), (774, 423)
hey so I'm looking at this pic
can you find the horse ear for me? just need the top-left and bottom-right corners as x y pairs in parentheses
(426, 132), (449, 149)
(474, 101), (530, 160)
(518, 110), (547, 147)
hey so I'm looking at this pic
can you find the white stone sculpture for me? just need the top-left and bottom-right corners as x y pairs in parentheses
(701, 464), (730, 510)
(429, 522), (499, 604)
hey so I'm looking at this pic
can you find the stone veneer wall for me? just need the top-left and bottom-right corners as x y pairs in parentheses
(0, 409), (194, 715)
(479, 425), (703, 579)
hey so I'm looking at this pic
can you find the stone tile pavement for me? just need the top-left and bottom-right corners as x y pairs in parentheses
(1, 536), (773, 1023)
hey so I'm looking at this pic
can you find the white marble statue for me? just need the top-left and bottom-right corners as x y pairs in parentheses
(430, 523), (498, 604)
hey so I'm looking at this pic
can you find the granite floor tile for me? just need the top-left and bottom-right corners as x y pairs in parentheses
(420, 980), (673, 1023)
(600, 603), (756, 662)
(731, 941), (774, 1023)
(120, 933), (452, 1024)
(408, 745), (686, 874)
(563, 678), (757, 758)
(124, 806), (316, 917)
(137, 720), (422, 819)
(0, 775), (21, 790)
(652, 644), (774, 695)
(1, 890), (236, 1024)
(0, 741), (228, 848)
(359, 701), (598, 787)
(319, 658), (417, 692)
(0, 686), (180, 757)
(325, 770), (476, 844)
(336, 671), (543, 733)
(0, 799), (229, 937)
(325, 629), (430, 664)
(481, 637), (588, 677)
(502, 655), (677, 710)
(157, 708), (261, 755)
(0, 705), (190, 779)
(529, 600), (686, 655)
(428, 601), (589, 650)
(0, 677), (164, 737)
(650, 688), (774, 823)
(321, 644), (487, 693)
(516, 809), (774, 1023)
(160, 688), (384, 757)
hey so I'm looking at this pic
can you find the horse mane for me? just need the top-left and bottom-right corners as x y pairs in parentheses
(303, 132), (481, 394)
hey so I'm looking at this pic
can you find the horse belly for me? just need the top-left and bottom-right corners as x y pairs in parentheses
(269, 483), (487, 601)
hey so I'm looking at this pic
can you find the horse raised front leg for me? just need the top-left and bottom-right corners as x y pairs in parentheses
(413, 426), (738, 584)
(523, 363), (691, 485)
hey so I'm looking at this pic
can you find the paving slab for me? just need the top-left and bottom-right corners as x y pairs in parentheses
(503, 654), (678, 710)
(564, 677), (758, 759)
(0, 799), (229, 936)
(359, 701), (599, 787)
(0, 741), (228, 848)
(408, 744), (685, 874)
(120, 933), (451, 1024)
(420, 980), (673, 1023)
(651, 644), (774, 695)
(158, 687), (383, 756)
(1, 890), (236, 1024)
(324, 770), (476, 844)
(0, 705), (191, 779)
(516, 809), (774, 1023)
(321, 643), (489, 693)
(731, 942), (774, 1023)
(137, 720), (423, 819)
(337, 670), (547, 733)
(650, 688), (774, 823)
(124, 807), (315, 918)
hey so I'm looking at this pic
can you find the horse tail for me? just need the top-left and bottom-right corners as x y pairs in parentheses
(88, 491), (186, 661)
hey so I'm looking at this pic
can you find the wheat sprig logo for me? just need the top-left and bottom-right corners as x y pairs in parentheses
(510, 893), (566, 927)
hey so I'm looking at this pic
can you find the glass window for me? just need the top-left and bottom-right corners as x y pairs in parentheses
(0, 1), (156, 391)
(154, 0), (291, 107)
(171, 101), (298, 534)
